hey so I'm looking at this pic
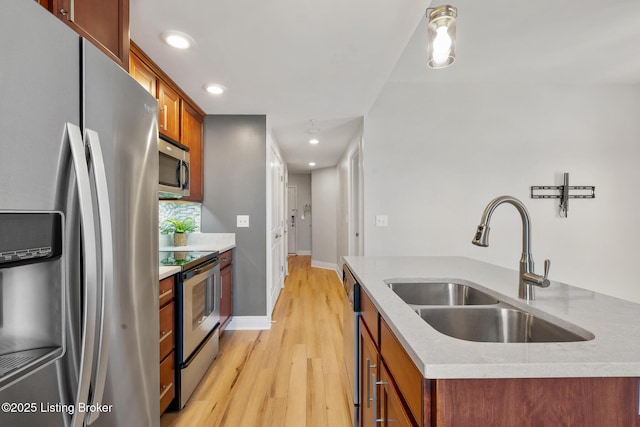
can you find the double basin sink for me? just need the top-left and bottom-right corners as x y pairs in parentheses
(386, 281), (594, 343)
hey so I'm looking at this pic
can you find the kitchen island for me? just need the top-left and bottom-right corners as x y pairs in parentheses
(344, 256), (640, 426)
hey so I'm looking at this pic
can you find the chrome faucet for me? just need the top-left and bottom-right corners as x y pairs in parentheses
(472, 195), (551, 301)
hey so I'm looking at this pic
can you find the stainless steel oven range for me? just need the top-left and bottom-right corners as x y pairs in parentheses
(160, 251), (220, 409)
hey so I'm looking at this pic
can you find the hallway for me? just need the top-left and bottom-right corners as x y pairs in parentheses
(160, 256), (352, 427)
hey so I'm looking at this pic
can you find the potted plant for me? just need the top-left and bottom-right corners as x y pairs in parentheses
(160, 217), (198, 247)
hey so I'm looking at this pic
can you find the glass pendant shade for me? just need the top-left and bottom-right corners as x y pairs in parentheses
(427, 6), (457, 69)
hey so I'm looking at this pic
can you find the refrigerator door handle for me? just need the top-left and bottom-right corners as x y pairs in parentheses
(84, 129), (114, 425)
(66, 122), (100, 427)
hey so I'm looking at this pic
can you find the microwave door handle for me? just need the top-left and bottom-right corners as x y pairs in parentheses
(182, 160), (189, 190)
(66, 123), (99, 427)
(175, 161), (182, 188)
(84, 129), (114, 425)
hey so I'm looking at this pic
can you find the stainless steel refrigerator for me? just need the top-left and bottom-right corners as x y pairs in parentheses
(0, 1), (159, 426)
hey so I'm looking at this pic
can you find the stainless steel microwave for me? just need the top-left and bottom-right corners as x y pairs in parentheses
(158, 138), (190, 199)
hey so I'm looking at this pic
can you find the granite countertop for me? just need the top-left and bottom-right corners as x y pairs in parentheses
(158, 232), (236, 280)
(159, 266), (181, 280)
(159, 232), (236, 253)
(343, 256), (640, 379)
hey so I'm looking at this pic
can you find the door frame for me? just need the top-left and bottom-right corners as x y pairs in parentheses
(287, 185), (297, 254)
(348, 147), (363, 256)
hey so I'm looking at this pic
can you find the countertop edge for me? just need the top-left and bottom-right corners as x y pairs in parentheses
(159, 266), (181, 280)
(160, 244), (236, 253)
(344, 255), (640, 379)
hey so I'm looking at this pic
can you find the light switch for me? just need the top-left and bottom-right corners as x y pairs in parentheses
(375, 215), (388, 227)
(237, 215), (250, 228)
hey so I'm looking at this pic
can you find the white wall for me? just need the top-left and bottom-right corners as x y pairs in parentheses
(288, 173), (312, 254)
(364, 82), (640, 303)
(311, 167), (338, 272)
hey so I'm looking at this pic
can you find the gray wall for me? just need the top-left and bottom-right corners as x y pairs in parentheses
(364, 82), (640, 303)
(287, 173), (312, 254)
(311, 167), (338, 269)
(202, 115), (267, 316)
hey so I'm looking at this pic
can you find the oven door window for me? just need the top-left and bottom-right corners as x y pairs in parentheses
(191, 275), (214, 330)
(159, 152), (181, 188)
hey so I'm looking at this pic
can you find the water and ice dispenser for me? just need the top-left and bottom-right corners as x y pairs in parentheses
(0, 212), (64, 390)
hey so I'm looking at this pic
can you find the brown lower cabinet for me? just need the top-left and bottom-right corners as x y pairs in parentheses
(219, 249), (234, 334)
(379, 361), (417, 427)
(359, 317), (378, 427)
(159, 275), (176, 416)
(431, 377), (640, 427)
(355, 282), (640, 427)
(159, 353), (175, 416)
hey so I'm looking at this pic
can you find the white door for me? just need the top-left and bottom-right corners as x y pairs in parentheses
(269, 145), (286, 313)
(287, 186), (297, 254)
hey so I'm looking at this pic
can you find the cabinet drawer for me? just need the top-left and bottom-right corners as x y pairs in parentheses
(360, 288), (379, 343)
(380, 361), (419, 427)
(220, 249), (233, 270)
(159, 302), (175, 361)
(159, 276), (175, 307)
(159, 352), (175, 415)
(380, 318), (422, 425)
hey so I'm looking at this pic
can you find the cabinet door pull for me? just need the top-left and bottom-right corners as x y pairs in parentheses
(159, 382), (173, 400)
(159, 289), (173, 301)
(159, 106), (165, 129)
(366, 359), (371, 408)
(366, 359), (377, 408)
(60, 0), (75, 20)
(159, 330), (172, 343)
(373, 375), (388, 425)
(163, 105), (168, 130)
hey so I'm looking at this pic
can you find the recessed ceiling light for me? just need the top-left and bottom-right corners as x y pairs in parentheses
(204, 84), (225, 95)
(309, 138), (319, 145)
(309, 162), (316, 167)
(161, 31), (194, 49)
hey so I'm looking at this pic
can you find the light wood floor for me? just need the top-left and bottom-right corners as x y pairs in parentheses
(160, 255), (353, 427)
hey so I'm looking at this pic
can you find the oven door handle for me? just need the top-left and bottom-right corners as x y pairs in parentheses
(193, 263), (213, 276)
(184, 258), (218, 279)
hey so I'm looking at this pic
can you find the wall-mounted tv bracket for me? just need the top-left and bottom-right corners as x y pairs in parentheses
(530, 173), (595, 218)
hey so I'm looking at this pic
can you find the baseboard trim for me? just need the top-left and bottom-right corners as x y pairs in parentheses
(311, 260), (341, 280)
(226, 316), (272, 331)
(297, 250), (311, 256)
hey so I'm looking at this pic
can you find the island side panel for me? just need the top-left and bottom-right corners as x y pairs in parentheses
(432, 377), (639, 427)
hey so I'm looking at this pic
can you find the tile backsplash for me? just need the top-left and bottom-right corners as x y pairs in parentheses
(159, 201), (202, 231)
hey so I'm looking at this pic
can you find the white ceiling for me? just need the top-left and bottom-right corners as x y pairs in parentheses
(390, 0), (640, 85)
(130, 0), (430, 172)
(130, 0), (640, 172)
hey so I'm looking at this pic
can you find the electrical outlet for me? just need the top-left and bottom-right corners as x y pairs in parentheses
(237, 215), (250, 228)
(375, 215), (388, 227)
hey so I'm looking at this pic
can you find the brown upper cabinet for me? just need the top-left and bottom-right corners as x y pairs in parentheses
(181, 103), (204, 202)
(129, 42), (206, 202)
(130, 54), (157, 96)
(39, 0), (130, 70)
(158, 82), (181, 143)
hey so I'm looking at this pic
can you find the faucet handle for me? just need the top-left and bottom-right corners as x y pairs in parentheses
(541, 259), (551, 287)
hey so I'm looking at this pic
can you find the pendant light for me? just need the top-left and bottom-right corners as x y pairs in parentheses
(426, 5), (457, 69)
